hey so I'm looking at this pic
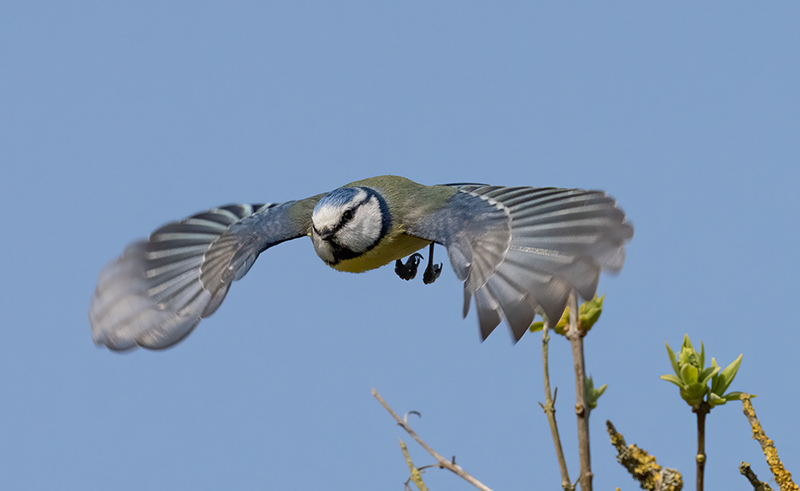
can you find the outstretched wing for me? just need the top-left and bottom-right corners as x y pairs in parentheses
(408, 186), (633, 342)
(89, 200), (316, 352)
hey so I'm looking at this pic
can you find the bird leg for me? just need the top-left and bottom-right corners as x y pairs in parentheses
(422, 243), (442, 285)
(395, 253), (423, 280)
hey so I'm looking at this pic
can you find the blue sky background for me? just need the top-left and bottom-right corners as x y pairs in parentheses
(2, 2), (799, 490)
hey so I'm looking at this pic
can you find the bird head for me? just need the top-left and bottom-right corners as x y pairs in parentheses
(310, 187), (391, 265)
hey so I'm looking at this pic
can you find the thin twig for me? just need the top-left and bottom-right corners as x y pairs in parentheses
(539, 318), (574, 490)
(694, 402), (710, 491)
(565, 292), (592, 491)
(741, 394), (798, 491)
(372, 389), (494, 491)
(740, 462), (774, 491)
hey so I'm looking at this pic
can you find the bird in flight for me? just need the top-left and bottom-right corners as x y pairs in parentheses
(89, 175), (633, 351)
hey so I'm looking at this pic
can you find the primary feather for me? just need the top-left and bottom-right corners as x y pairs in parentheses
(409, 185), (633, 341)
(89, 202), (309, 351)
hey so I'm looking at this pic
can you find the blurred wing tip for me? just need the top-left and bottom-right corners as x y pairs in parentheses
(602, 247), (627, 273)
(91, 330), (138, 353)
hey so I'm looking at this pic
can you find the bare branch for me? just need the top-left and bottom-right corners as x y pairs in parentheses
(565, 292), (593, 490)
(540, 317), (574, 490)
(372, 389), (494, 491)
(694, 402), (710, 491)
(740, 462), (774, 491)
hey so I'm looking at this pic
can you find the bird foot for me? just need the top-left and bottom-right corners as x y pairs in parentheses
(423, 262), (442, 285)
(395, 253), (423, 280)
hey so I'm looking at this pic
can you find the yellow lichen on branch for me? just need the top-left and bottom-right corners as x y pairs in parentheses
(606, 420), (683, 491)
(400, 438), (429, 491)
(741, 394), (798, 491)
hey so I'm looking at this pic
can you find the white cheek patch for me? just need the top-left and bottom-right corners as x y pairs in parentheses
(312, 188), (369, 231)
(335, 196), (383, 253)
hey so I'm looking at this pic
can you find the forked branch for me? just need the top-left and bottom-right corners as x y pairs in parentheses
(372, 389), (494, 491)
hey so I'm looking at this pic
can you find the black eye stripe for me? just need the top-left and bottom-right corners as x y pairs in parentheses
(323, 202), (360, 237)
(338, 193), (374, 226)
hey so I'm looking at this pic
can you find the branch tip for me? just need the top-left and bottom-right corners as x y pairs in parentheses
(740, 395), (797, 491)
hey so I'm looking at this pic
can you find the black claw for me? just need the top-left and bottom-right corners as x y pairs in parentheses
(395, 253), (423, 280)
(422, 242), (442, 285)
(423, 262), (442, 285)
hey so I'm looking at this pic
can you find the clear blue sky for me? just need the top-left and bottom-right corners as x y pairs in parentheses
(2, 3), (799, 490)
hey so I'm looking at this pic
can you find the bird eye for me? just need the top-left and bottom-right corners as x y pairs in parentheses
(342, 209), (354, 222)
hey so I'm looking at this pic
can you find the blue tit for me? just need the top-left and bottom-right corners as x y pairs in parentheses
(89, 175), (633, 351)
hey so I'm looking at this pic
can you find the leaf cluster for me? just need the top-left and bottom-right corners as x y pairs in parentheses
(530, 294), (605, 335)
(660, 334), (746, 409)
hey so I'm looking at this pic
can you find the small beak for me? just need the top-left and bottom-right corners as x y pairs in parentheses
(314, 226), (334, 240)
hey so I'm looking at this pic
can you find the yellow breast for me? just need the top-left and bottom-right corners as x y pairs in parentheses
(332, 233), (431, 273)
